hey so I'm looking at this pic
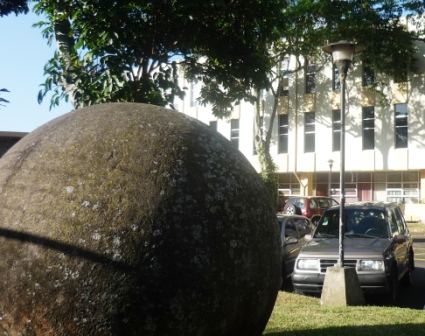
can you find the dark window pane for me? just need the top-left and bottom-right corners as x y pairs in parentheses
(362, 106), (374, 150)
(306, 61), (316, 94)
(278, 115), (289, 154)
(363, 129), (374, 150)
(394, 104), (408, 149)
(363, 65), (375, 86)
(304, 112), (315, 152)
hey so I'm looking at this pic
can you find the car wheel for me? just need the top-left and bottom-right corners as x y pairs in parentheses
(387, 268), (400, 306)
(285, 204), (296, 215)
(401, 250), (414, 287)
(285, 204), (301, 215)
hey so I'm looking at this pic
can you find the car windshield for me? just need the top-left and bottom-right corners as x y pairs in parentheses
(314, 208), (390, 238)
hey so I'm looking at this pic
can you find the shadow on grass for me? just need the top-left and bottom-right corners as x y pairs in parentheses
(265, 323), (425, 336)
(281, 266), (425, 310)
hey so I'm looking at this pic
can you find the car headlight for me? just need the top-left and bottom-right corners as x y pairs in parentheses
(357, 260), (384, 272)
(297, 259), (320, 271)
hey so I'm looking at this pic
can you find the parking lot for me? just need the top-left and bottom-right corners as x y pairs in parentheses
(398, 238), (425, 310)
(283, 238), (425, 309)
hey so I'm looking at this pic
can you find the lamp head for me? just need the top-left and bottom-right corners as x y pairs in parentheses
(322, 41), (363, 63)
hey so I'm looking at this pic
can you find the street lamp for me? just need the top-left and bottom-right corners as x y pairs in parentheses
(320, 41), (365, 307)
(322, 41), (363, 267)
(328, 159), (334, 197)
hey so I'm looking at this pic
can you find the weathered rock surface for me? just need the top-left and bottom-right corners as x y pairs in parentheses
(0, 103), (281, 335)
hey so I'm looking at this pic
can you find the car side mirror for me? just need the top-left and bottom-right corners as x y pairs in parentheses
(393, 234), (407, 243)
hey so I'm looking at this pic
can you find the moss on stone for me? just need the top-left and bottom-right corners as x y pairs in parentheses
(0, 103), (281, 335)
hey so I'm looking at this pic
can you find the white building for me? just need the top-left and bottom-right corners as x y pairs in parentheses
(175, 30), (425, 209)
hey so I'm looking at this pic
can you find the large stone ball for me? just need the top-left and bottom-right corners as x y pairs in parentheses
(0, 103), (280, 335)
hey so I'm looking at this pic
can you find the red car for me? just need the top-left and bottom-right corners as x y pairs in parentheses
(283, 196), (338, 225)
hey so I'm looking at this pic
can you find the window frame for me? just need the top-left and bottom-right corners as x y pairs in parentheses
(394, 103), (408, 149)
(304, 112), (315, 153)
(305, 60), (316, 94)
(278, 114), (289, 154)
(362, 106), (375, 150)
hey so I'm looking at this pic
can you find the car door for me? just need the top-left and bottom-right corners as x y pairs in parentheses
(282, 218), (306, 278)
(389, 208), (408, 277)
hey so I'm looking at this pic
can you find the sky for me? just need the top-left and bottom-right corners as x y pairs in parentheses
(0, 8), (73, 133)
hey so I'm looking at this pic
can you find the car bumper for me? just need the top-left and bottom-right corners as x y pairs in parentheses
(292, 271), (391, 295)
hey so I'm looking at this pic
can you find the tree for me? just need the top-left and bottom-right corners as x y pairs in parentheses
(34, 0), (285, 113)
(0, 88), (10, 108)
(0, 0), (29, 17)
(197, 0), (423, 202)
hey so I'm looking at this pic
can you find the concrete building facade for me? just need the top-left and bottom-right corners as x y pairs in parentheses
(175, 33), (425, 208)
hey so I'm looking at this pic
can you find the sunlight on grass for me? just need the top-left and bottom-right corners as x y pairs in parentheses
(263, 292), (425, 336)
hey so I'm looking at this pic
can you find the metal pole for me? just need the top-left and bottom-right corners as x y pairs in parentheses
(336, 60), (350, 267)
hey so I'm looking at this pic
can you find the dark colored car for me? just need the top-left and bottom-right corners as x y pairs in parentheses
(277, 215), (314, 288)
(283, 196), (338, 225)
(291, 202), (414, 304)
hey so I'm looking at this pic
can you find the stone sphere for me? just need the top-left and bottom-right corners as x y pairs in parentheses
(0, 103), (281, 335)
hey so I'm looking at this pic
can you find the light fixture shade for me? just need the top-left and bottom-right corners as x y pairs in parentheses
(322, 41), (363, 63)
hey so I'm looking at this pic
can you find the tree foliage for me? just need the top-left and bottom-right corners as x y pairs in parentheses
(34, 0), (285, 111)
(0, 0), (29, 17)
(0, 88), (10, 108)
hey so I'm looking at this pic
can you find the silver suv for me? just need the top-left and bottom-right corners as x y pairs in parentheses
(291, 202), (414, 305)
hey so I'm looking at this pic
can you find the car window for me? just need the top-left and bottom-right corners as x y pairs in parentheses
(394, 207), (406, 235)
(314, 210), (339, 237)
(316, 198), (328, 208)
(294, 218), (311, 236)
(315, 208), (388, 238)
(285, 219), (299, 239)
(309, 199), (317, 209)
(387, 209), (399, 235)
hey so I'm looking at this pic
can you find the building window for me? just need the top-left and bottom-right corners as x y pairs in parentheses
(190, 82), (197, 107)
(395, 103), (408, 148)
(332, 110), (340, 152)
(363, 64), (375, 86)
(230, 119), (239, 149)
(384, 171), (419, 203)
(304, 112), (315, 153)
(333, 64), (340, 91)
(393, 55), (408, 83)
(279, 81), (289, 97)
(209, 121), (217, 131)
(305, 60), (316, 94)
(362, 106), (375, 150)
(278, 115), (289, 154)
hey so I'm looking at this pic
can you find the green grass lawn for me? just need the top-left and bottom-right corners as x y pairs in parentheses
(263, 291), (425, 336)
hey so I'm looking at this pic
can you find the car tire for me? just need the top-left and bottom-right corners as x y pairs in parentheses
(401, 250), (414, 287)
(285, 204), (300, 215)
(387, 268), (400, 306)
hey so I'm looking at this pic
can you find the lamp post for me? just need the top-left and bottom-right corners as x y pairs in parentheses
(328, 159), (334, 197)
(322, 41), (363, 267)
(320, 40), (365, 307)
